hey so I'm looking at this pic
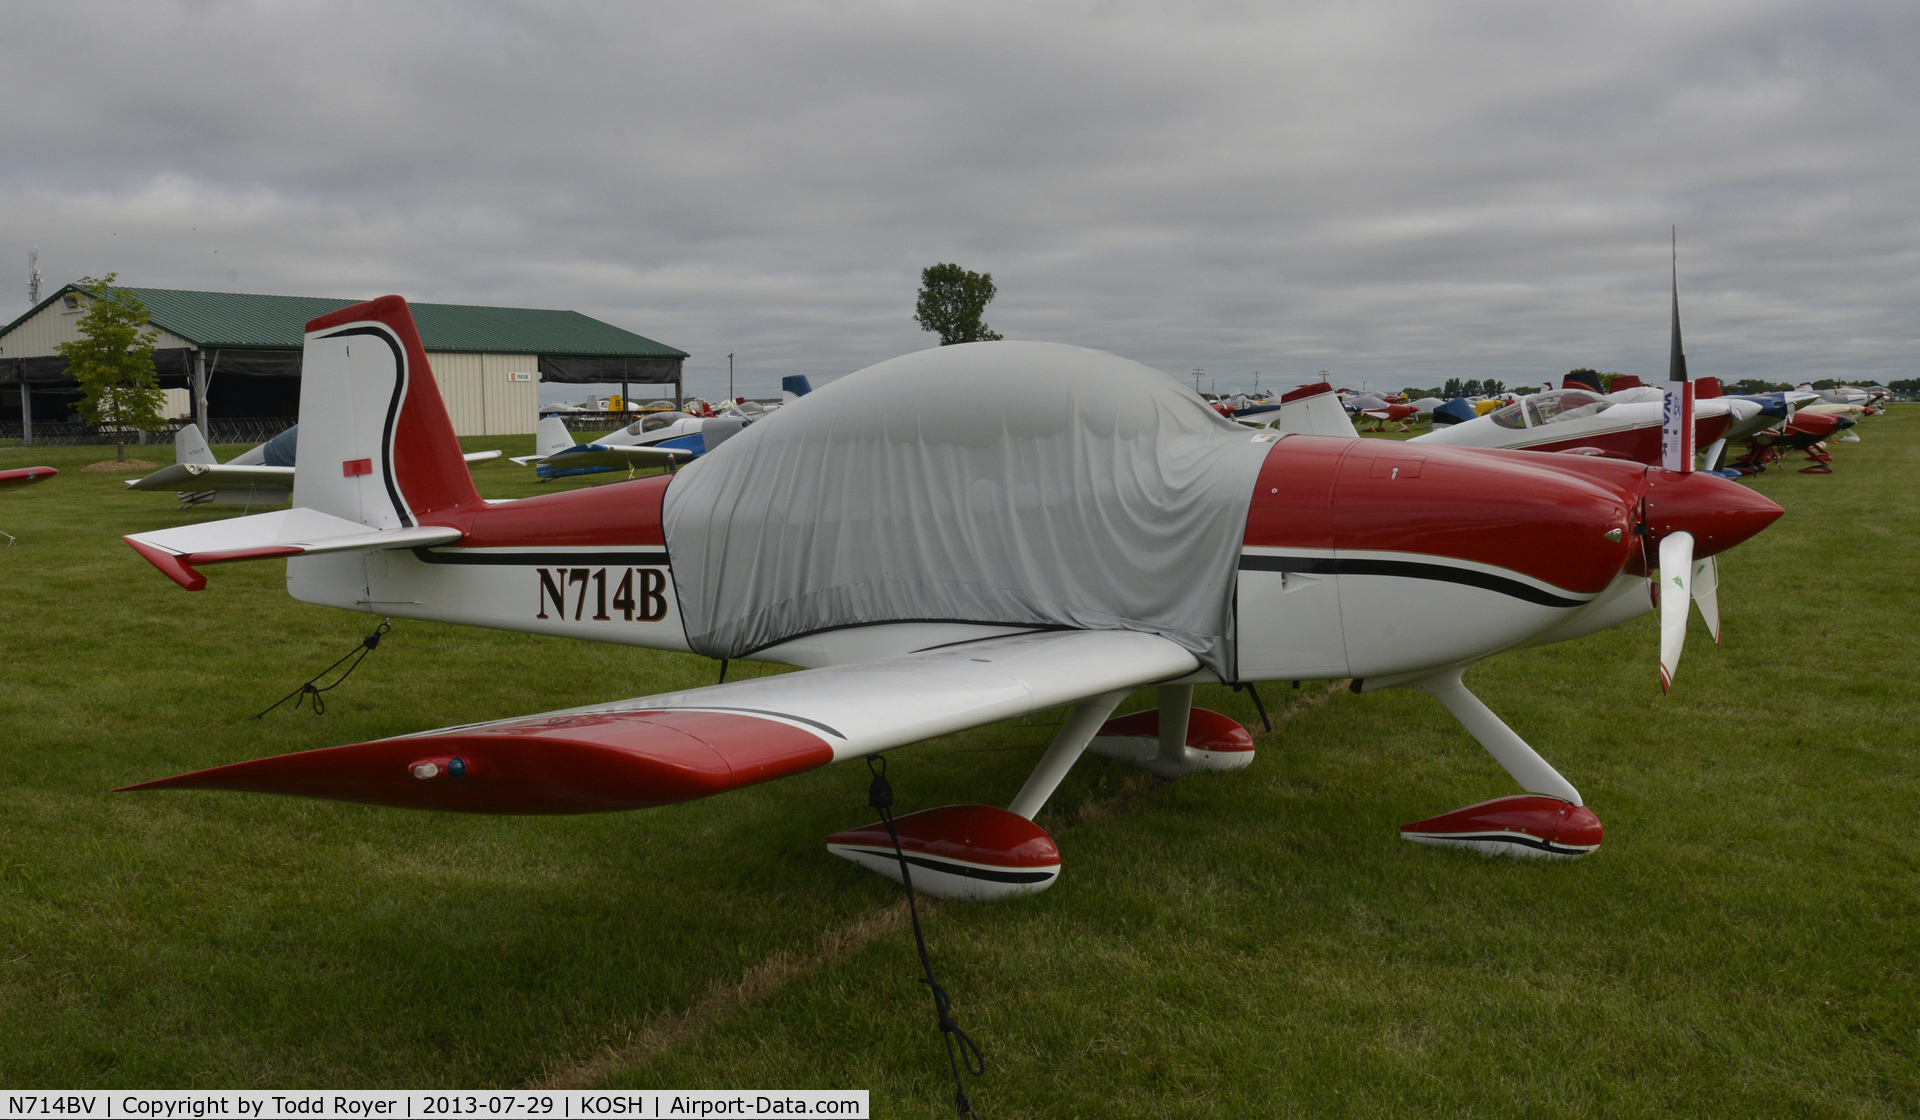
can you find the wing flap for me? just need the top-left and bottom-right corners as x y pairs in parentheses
(121, 629), (1198, 812)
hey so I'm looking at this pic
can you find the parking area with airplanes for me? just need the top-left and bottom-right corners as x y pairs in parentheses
(1, 367), (1912, 1114)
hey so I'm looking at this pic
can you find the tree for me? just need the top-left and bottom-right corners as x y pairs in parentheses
(1442, 378), (1464, 398)
(913, 263), (1003, 345)
(56, 274), (164, 461)
(1483, 379), (1507, 395)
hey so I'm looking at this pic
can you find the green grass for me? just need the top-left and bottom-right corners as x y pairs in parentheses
(1, 418), (1915, 1115)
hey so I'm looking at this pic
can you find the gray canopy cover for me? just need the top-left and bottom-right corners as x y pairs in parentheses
(660, 341), (1274, 678)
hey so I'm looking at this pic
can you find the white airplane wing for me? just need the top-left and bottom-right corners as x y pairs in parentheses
(130, 452), (493, 489)
(125, 463), (295, 492)
(120, 629), (1200, 813)
(533, 442), (690, 470)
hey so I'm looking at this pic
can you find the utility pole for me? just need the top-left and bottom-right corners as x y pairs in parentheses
(1192, 368), (1203, 395)
(1253, 370), (1260, 392)
(728, 352), (735, 401)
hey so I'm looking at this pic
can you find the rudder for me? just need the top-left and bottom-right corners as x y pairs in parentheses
(295, 296), (480, 528)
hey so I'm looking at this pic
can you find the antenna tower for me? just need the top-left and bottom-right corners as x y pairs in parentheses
(28, 247), (41, 303)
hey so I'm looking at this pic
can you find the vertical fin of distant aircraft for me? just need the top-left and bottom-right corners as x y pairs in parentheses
(1660, 228), (1695, 473)
(781, 375), (813, 403)
(174, 424), (216, 467)
(536, 414), (576, 459)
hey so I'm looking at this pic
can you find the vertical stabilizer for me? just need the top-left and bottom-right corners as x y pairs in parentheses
(174, 424), (216, 467)
(536, 414), (575, 459)
(1274, 381), (1359, 438)
(781, 375), (813, 403)
(294, 296), (480, 529)
(1660, 230), (1695, 473)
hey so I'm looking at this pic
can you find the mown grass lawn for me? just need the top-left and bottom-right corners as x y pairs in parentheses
(1, 414), (1914, 1116)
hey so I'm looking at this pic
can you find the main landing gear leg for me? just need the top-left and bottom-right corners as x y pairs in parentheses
(1154, 684), (1194, 774)
(1007, 690), (1131, 820)
(1359, 666), (1602, 858)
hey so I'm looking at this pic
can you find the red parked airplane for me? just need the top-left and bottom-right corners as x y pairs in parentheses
(120, 295), (1779, 890)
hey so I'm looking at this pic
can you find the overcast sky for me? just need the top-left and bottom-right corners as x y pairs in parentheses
(3, 1), (1915, 399)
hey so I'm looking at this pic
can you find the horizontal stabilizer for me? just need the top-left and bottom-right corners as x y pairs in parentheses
(126, 507), (462, 590)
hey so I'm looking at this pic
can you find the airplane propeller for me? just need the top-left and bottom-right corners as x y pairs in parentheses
(1657, 530), (1693, 693)
(1691, 554), (1721, 645)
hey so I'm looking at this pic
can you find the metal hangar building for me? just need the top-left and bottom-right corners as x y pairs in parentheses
(0, 286), (688, 438)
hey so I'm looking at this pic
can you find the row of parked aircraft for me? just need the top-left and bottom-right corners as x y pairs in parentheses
(103, 259), (1796, 896)
(1222, 372), (1879, 478)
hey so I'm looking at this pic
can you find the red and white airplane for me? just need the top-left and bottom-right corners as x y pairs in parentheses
(1409, 383), (1760, 465)
(118, 293), (1779, 894)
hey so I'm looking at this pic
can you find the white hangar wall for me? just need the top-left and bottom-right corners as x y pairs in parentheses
(0, 294), (196, 356)
(429, 352), (540, 436)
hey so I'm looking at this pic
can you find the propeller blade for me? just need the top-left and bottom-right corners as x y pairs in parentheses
(1660, 229), (1696, 474)
(1691, 553), (1721, 646)
(1659, 530), (1695, 693)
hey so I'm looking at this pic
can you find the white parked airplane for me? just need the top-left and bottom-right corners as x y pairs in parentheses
(127, 424), (500, 507)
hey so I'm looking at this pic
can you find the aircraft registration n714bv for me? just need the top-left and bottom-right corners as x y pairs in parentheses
(121, 293), (1781, 897)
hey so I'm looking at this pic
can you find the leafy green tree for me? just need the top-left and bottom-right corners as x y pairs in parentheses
(1483, 379), (1506, 395)
(56, 274), (164, 461)
(1463, 379), (1484, 397)
(913, 263), (1003, 345)
(1442, 378), (1464, 398)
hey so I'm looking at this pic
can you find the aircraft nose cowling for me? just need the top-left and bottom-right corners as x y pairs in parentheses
(1640, 469), (1783, 559)
(1328, 442), (1639, 596)
(1788, 412), (1840, 438)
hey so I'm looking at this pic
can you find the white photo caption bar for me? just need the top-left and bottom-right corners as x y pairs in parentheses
(5, 1091), (869, 1119)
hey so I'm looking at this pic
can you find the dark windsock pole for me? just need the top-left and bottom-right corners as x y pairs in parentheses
(1660, 227), (1695, 473)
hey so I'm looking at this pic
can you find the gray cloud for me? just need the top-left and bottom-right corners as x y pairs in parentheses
(3, 0), (1915, 398)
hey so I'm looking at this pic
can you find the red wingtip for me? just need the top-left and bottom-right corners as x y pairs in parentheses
(125, 537), (206, 591)
(119, 710), (833, 814)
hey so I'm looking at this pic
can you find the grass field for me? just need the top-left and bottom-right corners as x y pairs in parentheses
(1, 416), (1915, 1116)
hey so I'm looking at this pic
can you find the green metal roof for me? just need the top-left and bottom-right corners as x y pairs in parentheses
(2, 285), (688, 358)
